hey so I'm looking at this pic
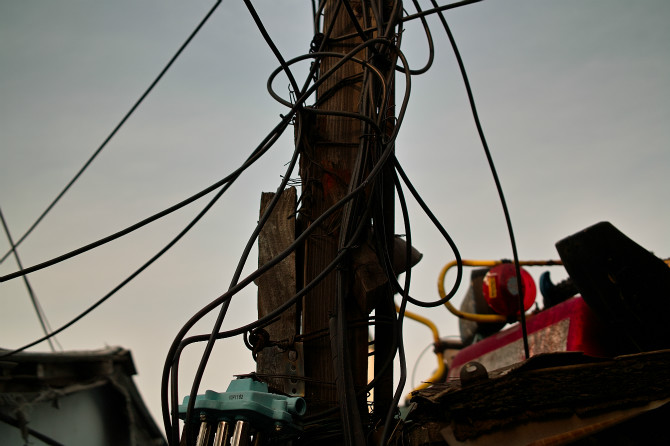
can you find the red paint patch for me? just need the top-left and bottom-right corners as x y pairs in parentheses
(322, 173), (336, 196)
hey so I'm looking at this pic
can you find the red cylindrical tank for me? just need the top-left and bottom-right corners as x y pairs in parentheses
(482, 263), (536, 316)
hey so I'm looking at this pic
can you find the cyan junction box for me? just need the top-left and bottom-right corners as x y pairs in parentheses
(178, 377), (306, 438)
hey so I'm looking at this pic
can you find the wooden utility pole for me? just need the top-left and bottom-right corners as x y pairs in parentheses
(299, 1), (367, 419)
(257, 1), (401, 442)
(299, 0), (399, 430)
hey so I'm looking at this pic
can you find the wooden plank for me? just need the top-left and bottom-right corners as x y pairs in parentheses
(256, 187), (297, 393)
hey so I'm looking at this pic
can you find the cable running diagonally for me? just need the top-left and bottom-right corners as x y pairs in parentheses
(0, 0), (223, 266)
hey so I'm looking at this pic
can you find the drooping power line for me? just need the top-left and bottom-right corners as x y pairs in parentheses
(0, 0), (224, 266)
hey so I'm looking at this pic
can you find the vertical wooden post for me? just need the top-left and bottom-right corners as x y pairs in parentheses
(256, 188), (298, 394)
(299, 0), (400, 426)
(299, 0), (368, 416)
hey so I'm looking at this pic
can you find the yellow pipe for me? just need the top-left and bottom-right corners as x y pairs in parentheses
(444, 301), (507, 323)
(438, 259), (563, 323)
(398, 258), (565, 399)
(398, 305), (446, 393)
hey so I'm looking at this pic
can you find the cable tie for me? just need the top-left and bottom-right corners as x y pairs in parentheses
(310, 33), (325, 53)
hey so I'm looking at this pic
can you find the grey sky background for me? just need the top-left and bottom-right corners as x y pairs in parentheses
(1, 0), (669, 427)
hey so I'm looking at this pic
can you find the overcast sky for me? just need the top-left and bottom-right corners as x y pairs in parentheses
(1, 0), (669, 428)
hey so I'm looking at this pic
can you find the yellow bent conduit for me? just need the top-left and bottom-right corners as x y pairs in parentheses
(438, 259), (563, 323)
(400, 258), (564, 398)
(397, 305), (445, 393)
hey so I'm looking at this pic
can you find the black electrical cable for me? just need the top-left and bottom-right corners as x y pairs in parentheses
(0, 88), (305, 286)
(368, 0), (384, 36)
(166, 4), (491, 443)
(298, 309), (400, 430)
(0, 412), (65, 446)
(339, 93), (439, 436)
(398, 0), (435, 75)
(1, 97), (298, 358)
(333, 108), (377, 446)
(173, 81), (406, 440)
(401, 0), (484, 24)
(171, 7), (468, 443)
(0, 0), (223, 267)
(330, 311), (366, 446)
(314, 28), (414, 440)
(432, 2), (529, 358)
(345, 41), (464, 309)
(381, 0), (403, 40)
(300, 27), (405, 432)
(367, 32), (400, 130)
(167, 172), (402, 441)
(366, 176), (402, 428)
(177, 33), (399, 440)
(1, 172), (231, 359)
(301, 0), (342, 100)
(342, 0), (371, 43)
(242, 0), (301, 96)
(1, 2), (507, 444)
(391, 158), (464, 307)
(312, 0), (325, 37)
(170, 188), (392, 441)
(375, 163), (424, 443)
(379, 168), (414, 446)
(316, 24), (409, 439)
(181, 114), (304, 444)
(163, 78), (406, 438)
(0, 179), (219, 283)
(311, 0), (318, 35)
(161, 124), (330, 440)
(352, 46), (408, 430)
(169, 209), (377, 442)
(267, 49), (386, 109)
(164, 198), (373, 442)
(332, 0), (479, 44)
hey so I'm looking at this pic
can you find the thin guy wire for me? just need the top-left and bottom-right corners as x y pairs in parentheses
(0, 207), (60, 352)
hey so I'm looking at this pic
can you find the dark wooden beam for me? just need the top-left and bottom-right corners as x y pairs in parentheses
(256, 187), (299, 395)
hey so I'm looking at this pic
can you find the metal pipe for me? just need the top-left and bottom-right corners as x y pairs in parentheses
(196, 420), (212, 446)
(252, 431), (263, 446)
(231, 420), (250, 446)
(214, 421), (231, 446)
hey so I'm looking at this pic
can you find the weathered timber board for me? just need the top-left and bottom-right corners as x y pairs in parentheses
(256, 187), (297, 393)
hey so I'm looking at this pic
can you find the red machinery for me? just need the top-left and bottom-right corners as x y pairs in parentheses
(443, 222), (670, 380)
(447, 295), (614, 379)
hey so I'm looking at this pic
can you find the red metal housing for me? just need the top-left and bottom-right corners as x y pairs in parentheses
(448, 296), (615, 379)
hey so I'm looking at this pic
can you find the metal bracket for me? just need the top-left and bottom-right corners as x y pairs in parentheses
(283, 342), (304, 397)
